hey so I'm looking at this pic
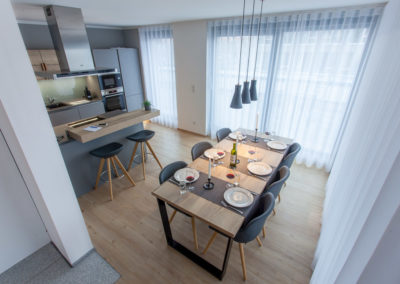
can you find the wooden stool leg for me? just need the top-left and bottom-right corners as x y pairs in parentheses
(169, 210), (177, 223)
(191, 217), (199, 250)
(94, 158), (105, 190)
(202, 231), (218, 255)
(111, 158), (119, 177)
(262, 227), (266, 238)
(127, 142), (139, 171)
(273, 208), (276, 216)
(141, 142), (146, 179)
(256, 236), (263, 247)
(239, 243), (247, 281)
(106, 158), (113, 201)
(278, 193), (281, 203)
(113, 156), (136, 187)
(145, 141), (163, 169)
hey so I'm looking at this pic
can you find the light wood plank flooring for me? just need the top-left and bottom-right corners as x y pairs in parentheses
(78, 122), (327, 283)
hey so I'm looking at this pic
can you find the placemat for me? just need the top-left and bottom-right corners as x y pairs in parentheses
(169, 171), (259, 219)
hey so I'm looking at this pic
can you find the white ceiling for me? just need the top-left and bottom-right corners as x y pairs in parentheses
(11, 0), (384, 27)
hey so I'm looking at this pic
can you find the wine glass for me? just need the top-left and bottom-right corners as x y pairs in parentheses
(185, 169), (195, 191)
(233, 169), (240, 187)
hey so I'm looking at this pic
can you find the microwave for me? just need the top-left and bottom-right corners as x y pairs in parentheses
(98, 73), (123, 96)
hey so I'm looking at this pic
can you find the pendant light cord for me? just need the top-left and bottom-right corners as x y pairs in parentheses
(253, 0), (264, 79)
(246, 0), (256, 81)
(238, 0), (246, 84)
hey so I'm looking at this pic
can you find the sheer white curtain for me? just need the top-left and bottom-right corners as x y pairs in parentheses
(207, 6), (382, 171)
(139, 25), (178, 128)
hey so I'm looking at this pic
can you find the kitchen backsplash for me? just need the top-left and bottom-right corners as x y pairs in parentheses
(38, 75), (100, 104)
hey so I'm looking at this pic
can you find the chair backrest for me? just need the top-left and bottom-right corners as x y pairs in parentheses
(191, 141), (213, 161)
(280, 142), (301, 168)
(216, 128), (232, 142)
(234, 192), (275, 243)
(263, 166), (290, 199)
(159, 161), (188, 184)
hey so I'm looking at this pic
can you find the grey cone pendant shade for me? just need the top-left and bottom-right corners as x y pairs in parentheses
(250, 79), (257, 101)
(231, 84), (243, 109)
(242, 81), (251, 103)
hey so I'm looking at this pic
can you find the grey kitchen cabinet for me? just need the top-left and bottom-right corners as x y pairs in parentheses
(92, 49), (120, 71)
(77, 101), (105, 120)
(125, 92), (144, 112)
(92, 47), (144, 110)
(49, 107), (80, 127)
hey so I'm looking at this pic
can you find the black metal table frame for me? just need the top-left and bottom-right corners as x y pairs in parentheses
(157, 198), (233, 280)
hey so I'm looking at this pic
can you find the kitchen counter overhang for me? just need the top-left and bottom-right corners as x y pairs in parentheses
(58, 109), (159, 143)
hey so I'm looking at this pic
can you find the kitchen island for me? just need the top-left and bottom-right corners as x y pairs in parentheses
(54, 109), (160, 197)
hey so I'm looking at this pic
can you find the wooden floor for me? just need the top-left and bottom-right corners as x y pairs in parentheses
(78, 122), (328, 283)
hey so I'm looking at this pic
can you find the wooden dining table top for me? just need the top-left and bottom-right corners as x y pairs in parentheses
(152, 129), (293, 238)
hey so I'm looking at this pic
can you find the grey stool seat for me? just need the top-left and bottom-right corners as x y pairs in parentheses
(90, 142), (136, 201)
(126, 129), (162, 179)
(90, 142), (123, 159)
(127, 130), (155, 142)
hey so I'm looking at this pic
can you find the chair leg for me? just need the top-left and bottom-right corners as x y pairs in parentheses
(191, 217), (199, 250)
(141, 142), (146, 179)
(169, 210), (177, 223)
(284, 181), (287, 188)
(202, 231), (218, 255)
(127, 142), (139, 171)
(113, 156), (136, 187)
(278, 193), (281, 203)
(94, 158), (105, 190)
(273, 208), (276, 216)
(262, 227), (266, 238)
(106, 158), (113, 201)
(111, 158), (119, 177)
(145, 141), (163, 169)
(256, 236), (263, 247)
(239, 243), (247, 281)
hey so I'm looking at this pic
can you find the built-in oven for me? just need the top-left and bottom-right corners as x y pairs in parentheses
(98, 72), (126, 112)
(102, 93), (126, 112)
(98, 72), (123, 96)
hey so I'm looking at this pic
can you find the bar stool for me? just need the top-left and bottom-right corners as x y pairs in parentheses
(126, 130), (163, 179)
(91, 142), (136, 201)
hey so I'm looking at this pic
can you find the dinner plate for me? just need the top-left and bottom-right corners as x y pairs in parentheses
(224, 187), (254, 208)
(247, 162), (272, 176)
(267, 140), (287, 150)
(204, 148), (225, 160)
(174, 168), (200, 183)
(228, 132), (247, 141)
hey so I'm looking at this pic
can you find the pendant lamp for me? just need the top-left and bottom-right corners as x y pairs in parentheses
(241, 0), (256, 104)
(230, 0), (247, 109)
(250, 0), (264, 101)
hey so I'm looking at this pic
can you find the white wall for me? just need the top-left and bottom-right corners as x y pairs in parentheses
(0, 0), (92, 265)
(0, 130), (50, 274)
(172, 20), (208, 135)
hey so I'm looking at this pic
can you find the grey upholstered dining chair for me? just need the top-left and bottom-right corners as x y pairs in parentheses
(202, 192), (275, 281)
(261, 166), (290, 236)
(159, 161), (199, 250)
(216, 128), (232, 142)
(191, 141), (213, 161)
(280, 142), (301, 169)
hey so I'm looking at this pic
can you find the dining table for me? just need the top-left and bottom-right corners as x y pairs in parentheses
(152, 128), (293, 280)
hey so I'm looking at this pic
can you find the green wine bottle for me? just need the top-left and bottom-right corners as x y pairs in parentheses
(230, 142), (237, 168)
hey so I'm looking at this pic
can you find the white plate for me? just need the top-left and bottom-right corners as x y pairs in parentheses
(224, 187), (254, 208)
(247, 162), (272, 176)
(174, 168), (200, 183)
(267, 140), (287, 150)
(204, 149), (225, 160)
(229, 132), (247, 141)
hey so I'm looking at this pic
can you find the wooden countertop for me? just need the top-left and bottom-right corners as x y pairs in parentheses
(65, 109), (160, 143)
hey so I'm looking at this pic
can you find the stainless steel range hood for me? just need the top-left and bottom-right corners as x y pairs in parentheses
(36, 5), (116, 80)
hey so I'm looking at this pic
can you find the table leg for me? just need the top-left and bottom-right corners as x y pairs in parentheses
(156, 198), (233, 280)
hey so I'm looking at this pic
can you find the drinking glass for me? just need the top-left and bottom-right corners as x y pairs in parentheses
(233, 169), (240, 187)
(179, 180), (187, 195)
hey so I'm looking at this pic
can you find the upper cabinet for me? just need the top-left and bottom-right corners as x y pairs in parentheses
(92, 49), (120, 71)
(27, 49), (61, 80)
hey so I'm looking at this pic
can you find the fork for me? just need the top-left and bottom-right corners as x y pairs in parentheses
(220, 200), (244, 214)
